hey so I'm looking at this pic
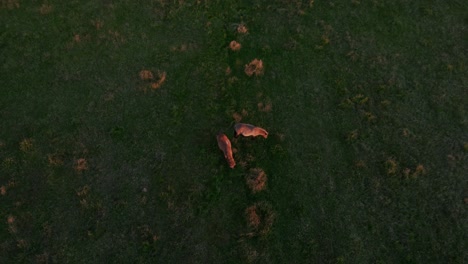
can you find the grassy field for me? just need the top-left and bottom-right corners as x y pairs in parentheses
(1, 0), (467, 263)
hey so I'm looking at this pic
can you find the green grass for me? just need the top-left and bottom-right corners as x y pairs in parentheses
(1, 0), (467, 263)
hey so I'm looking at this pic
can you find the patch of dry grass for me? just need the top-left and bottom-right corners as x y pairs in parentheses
(237, 24), (248, 34)
(47, 153), (64, 166)
(74, 158), (88, 172)
(139, 70), (154, 81)
(151, 71), (166, 89)
(257, 101), (272, 112)
(412, 164), (426, 178)
(245, 168), (267, 193)
(244, 59), (264, 77)
(138, 69), (166, 91)
(19, 138), (34, 153)
(232, 109), (248, 122)
(245, 202), (275, 236)
(39, 3), (53, 15)
(7, 215), (17, 234)
(463, 142), (468, 152)
(385, 157), (398, 175)
(229, 40), (241, 51)
(1, 0), (19, 9)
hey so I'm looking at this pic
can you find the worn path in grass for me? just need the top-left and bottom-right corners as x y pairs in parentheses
(1, 1), (467, 263)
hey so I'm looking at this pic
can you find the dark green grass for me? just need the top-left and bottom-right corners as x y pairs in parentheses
(1, 0), (467, 263)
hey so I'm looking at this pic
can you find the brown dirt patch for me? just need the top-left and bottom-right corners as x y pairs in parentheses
(237, 24), (248, 34)
(245, 206), (261, 229)
(246, 168), (267, 193)
(229, 40), (241, 51)
(7, 215), (15, 224)
(139, 70), (154, 81)
(138, 70), (166, 91)
(151, 71), (166, 89)
(74, 158), (88, 172)
(245, 59), (264, 77)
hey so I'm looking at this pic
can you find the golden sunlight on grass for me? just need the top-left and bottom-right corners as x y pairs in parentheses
(245, 59), (264, 77)
(229, 40), (241, 51)
(246, 168), (267, 193)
